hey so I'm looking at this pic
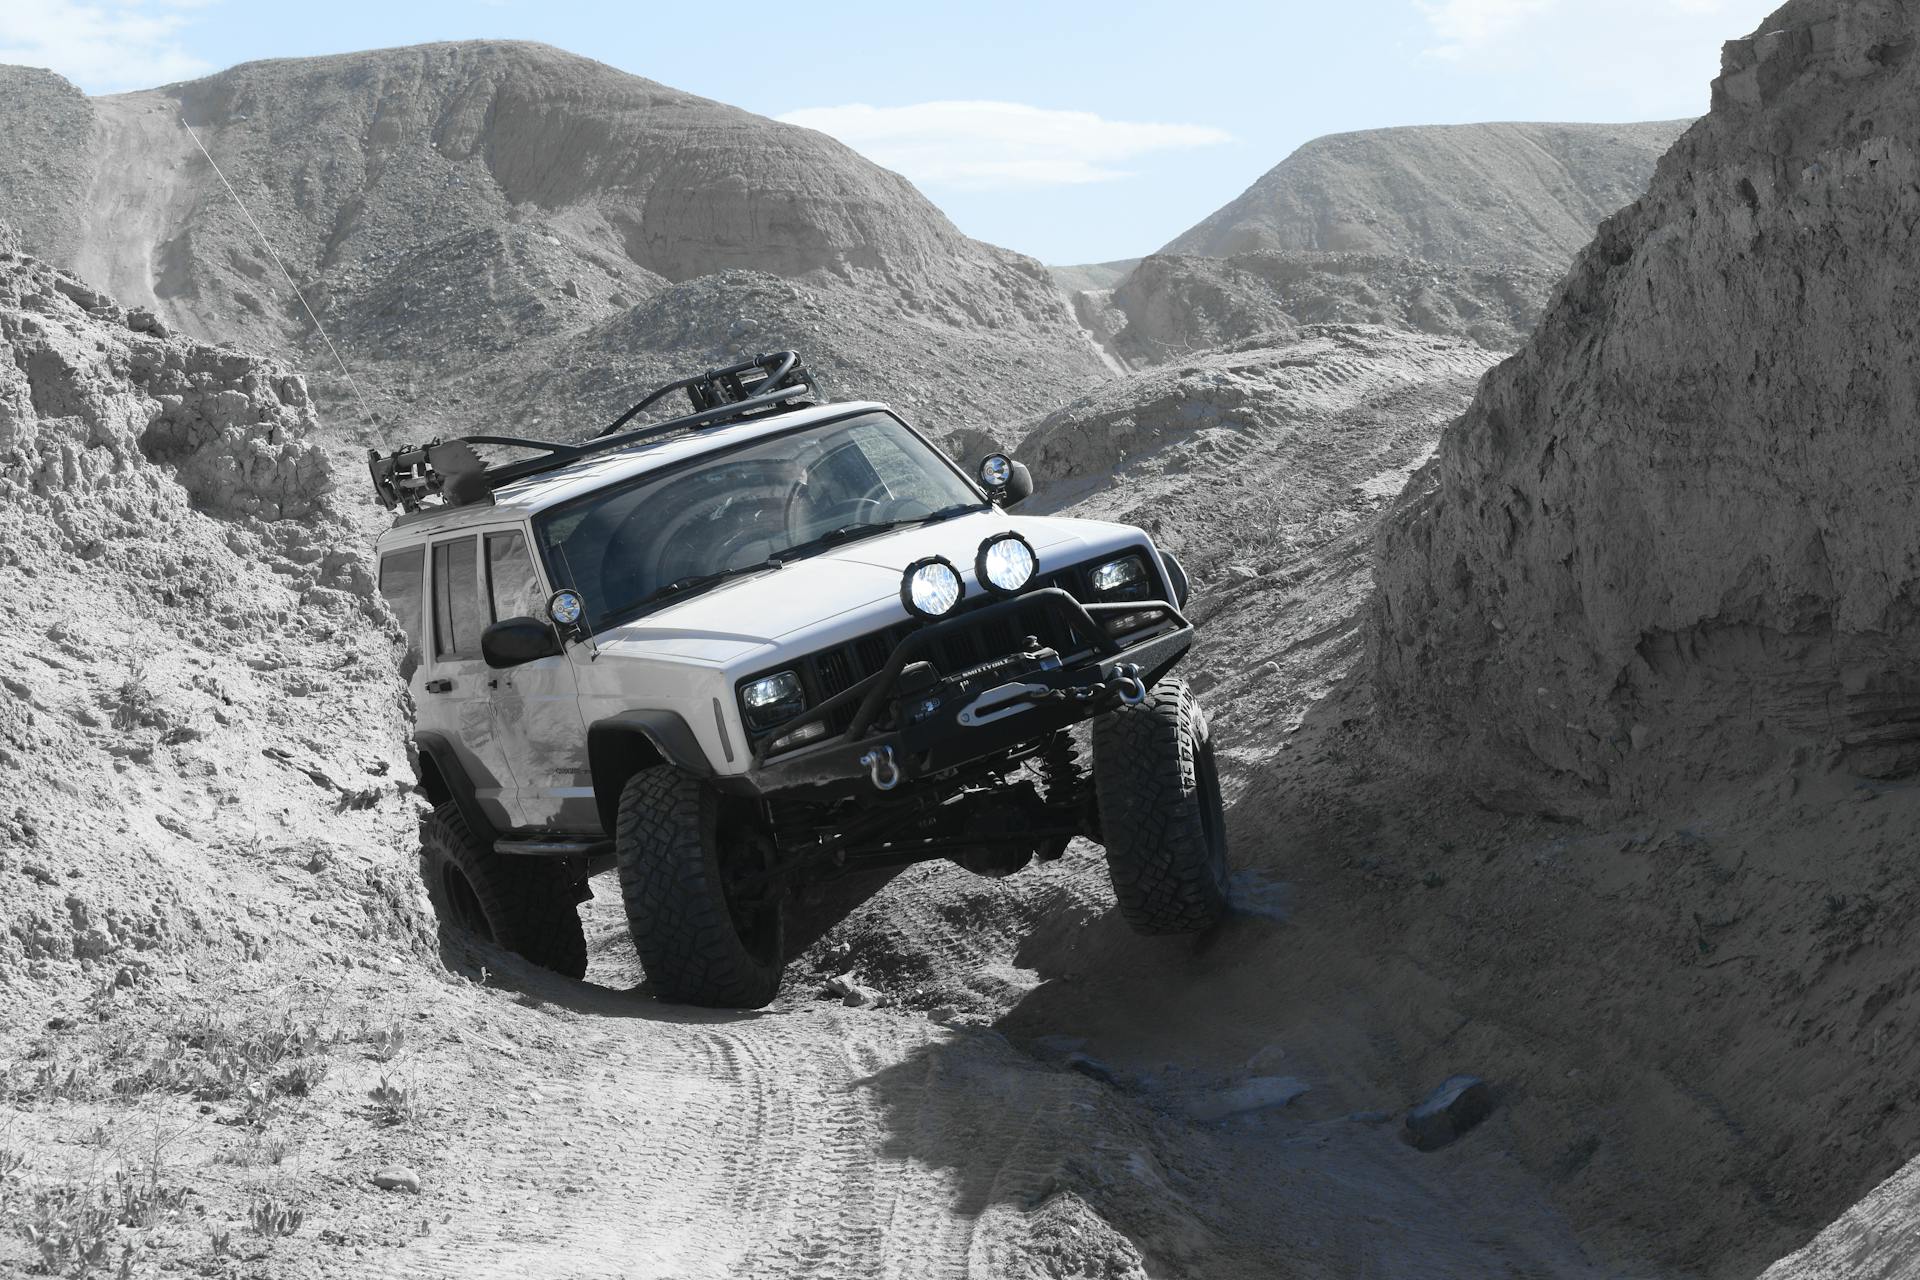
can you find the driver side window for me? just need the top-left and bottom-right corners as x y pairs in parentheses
(486, 531), (544, 622)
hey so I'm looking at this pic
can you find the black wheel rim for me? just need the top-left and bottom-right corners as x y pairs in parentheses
(441, 862), (495, 943)
(718, 816), (781, 966)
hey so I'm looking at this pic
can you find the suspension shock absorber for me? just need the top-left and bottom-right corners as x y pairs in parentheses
(1036, 730), (1096, 854)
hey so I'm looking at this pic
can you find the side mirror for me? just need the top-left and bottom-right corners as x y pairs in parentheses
(979, 454), (1034, 508)
(481, 617), (561, 669)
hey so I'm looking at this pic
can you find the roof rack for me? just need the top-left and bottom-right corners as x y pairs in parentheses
(367, 351), (819, 512)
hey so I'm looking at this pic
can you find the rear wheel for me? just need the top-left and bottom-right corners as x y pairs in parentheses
(614, 766), (786, 1008)
(1090, 678), (1231, 934)
(419, 804), (587, 978)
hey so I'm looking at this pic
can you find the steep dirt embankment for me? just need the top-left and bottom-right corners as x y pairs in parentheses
(1165, 120), (1690, 272)
(1013, 325), (1497, 767)
(0, 43), (1108, 442)
(1372, 0), (1920, 809)
(1291, 1), (1920, 1273)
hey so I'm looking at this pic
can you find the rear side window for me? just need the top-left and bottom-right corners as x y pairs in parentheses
(377, 547), (425, 671)
(486, 531), (544, 622)
(431, 537), (484, 660)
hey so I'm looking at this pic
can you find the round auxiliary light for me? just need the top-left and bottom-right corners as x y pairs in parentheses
(901, 556), (964, 618)
(547, 589), (585, 627)
(976, 532), (1037, 595)
(980, 454), (1013, 490)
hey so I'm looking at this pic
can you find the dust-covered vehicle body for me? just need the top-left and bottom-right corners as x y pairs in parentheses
(371, 353), (1229, 1006)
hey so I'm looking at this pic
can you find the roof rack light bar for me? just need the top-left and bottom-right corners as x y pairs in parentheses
(368, 351), (818, 512)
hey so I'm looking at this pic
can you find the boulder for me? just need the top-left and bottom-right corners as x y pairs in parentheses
(1403, 1075), (1492, 1151)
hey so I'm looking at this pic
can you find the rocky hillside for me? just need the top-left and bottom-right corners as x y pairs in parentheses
(1098, 251), (1552, 362)
(1370, 0), (1920, 808)
(0, 43), (1109, 442)
(1072, 120), (1682, 371)
(1163, 120), (1690, 272)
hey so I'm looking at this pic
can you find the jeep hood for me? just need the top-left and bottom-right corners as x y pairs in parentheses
(590, 510), (1132, 659)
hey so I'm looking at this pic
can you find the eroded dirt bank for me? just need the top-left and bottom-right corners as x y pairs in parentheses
(1355, 0), (1920, 1271)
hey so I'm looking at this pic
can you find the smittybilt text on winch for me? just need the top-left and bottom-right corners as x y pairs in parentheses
(371, 352), (1229, 1006)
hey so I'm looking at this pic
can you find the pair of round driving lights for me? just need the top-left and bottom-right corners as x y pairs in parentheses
(901, 532), (1037, 619)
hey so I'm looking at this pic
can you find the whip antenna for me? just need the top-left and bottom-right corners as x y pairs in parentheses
(179, 115), (383, 440)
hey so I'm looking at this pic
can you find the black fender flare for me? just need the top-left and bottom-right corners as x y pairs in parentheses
(413, 730), (502, 847)
(587, 710), (716, 837)
(1159, 548), (1191, 609)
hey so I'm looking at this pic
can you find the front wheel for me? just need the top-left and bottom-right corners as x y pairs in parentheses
(1090, 678), (1231, 934)
(614, 767), (786, 1008)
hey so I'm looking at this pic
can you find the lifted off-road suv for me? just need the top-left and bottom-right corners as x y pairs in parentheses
(371, 353), (1228, 1006)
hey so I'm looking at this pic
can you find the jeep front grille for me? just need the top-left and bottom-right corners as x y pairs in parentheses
(747, 553), (1148, 744)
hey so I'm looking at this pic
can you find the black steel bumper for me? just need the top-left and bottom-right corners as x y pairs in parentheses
(719, 587), (1192, 797)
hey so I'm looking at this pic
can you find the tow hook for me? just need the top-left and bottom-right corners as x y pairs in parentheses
(1114, 663), (1147, 705)
(859, 745), (901, 792)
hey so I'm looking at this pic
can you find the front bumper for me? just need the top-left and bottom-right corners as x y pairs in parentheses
(719, 587), (1193, 797)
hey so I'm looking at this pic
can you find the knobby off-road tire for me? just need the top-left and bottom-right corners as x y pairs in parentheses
(419, 804), (587, 979)
(614, 766), (785, 1008)
(1090, 677), (1231, 934)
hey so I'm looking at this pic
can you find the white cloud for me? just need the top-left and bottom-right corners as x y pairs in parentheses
(1413, 0), (1785, 115)
(0, 0), (213, 94)
(1417, 0), (1554, 58)
(777, 101), (1230, 190)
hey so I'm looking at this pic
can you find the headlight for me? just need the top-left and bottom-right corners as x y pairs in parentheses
(901, 556), (963, 618)
(1088, 554), (1150, 601)
(741, 670), (805, 733)
(976, 532), (1037, 595)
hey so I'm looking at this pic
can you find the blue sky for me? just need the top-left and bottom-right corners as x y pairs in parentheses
(2, 0), (1784, 264)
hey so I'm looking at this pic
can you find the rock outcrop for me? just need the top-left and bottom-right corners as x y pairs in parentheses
(1370, 0), (1920, 804)
(1, 233), (337, 526)
(1163, 120), (1690, 273)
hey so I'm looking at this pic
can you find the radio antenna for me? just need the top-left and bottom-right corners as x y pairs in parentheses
(179, 115), (383, 441)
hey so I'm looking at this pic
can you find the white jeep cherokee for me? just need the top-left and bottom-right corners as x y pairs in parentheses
(370, 353), (1228, 1007)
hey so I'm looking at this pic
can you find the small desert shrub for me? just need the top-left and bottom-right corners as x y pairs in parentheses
(18, 1184), (116, 1275)
(247, 1197), (304, 1238)
(113, 1166), (189, 1229)
(112, 1013), (339, 1113)
(4, 1054), (94, 1104)
(219, 1132), (293, 1168)
(107, 661), (165, 732)
(368, 1076), (424, 1127)
(361, 1021), (407, 1063)
(271, 1057), (329, 1098)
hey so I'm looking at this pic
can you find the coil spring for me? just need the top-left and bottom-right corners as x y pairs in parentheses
(1037, 730), (1093, 818)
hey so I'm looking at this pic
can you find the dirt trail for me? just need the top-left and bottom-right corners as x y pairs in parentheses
(307, 320), (1623, 1278)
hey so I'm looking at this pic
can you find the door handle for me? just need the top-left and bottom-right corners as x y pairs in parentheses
(425, 679), (454, 694)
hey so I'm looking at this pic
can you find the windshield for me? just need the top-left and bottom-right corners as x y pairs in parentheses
(534, 412), (985, 629)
